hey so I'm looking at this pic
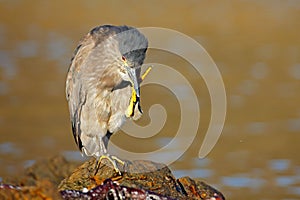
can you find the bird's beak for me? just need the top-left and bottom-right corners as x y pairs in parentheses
(126, 67), (140, 98)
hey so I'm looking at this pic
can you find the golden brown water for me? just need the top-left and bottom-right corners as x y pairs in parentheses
(1, 1), (300, 199)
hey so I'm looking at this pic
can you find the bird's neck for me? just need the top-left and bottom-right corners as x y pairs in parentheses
(99, 66), (122, 91)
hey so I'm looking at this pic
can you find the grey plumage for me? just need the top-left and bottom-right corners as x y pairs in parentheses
(66, 25), (148, 159)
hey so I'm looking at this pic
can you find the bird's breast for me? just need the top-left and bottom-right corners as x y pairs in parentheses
(107, 84), (132, 132)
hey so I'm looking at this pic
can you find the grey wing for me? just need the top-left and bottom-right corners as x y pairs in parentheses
(66, 75), (86, 150)
(66, 34), (95, 150)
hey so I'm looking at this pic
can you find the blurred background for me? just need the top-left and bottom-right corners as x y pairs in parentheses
(0, 1), (300, 199)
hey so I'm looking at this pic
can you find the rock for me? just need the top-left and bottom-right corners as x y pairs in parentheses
(60, 178), (175, 200)
(177, 177), (225, 200)
(0, 155), (225, 199)
(58, 157), (225, 200)
(0, 155), (77, 200)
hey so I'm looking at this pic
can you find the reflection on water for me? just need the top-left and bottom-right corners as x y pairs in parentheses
(0, 51), (17, 79)
(1, 1), (300, 199)
(62, 151), (88, 162)
(174, 169), (213, 179)
(269, 159), (291, 171)
(287, 118), (300, 132)
(222, 175), (265, 189)
(17, 40), (38, 58)
(0, 142), (21, 155)
(289, 64), (300, 80)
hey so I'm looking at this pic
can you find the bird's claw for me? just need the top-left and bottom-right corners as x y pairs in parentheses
(95, 155), (124, 175)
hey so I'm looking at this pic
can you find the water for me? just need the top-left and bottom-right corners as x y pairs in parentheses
(1, 1), (300, 199)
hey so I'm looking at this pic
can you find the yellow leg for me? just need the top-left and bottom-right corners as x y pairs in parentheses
(141, 66), (152, 81)
(111, 155), (125, 166)
(95, 154), (125, 175)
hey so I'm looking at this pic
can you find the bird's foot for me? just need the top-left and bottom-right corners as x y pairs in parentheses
(95, 154), (125, 175)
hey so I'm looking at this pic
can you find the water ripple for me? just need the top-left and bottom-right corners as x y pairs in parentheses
(221, 175), (265, 189)
(0, 50), (17, 78)
(269, 159), (290, 171)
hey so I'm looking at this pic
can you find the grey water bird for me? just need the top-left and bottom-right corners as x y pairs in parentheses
(66, 25), (151, 173)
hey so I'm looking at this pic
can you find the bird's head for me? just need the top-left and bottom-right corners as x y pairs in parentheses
(115, 27), (148, 98)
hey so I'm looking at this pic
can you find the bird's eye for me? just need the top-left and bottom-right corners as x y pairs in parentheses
(121, 56), (126, 61)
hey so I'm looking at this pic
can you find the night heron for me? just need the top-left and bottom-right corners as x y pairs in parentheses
(66, 25), (151, 173)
